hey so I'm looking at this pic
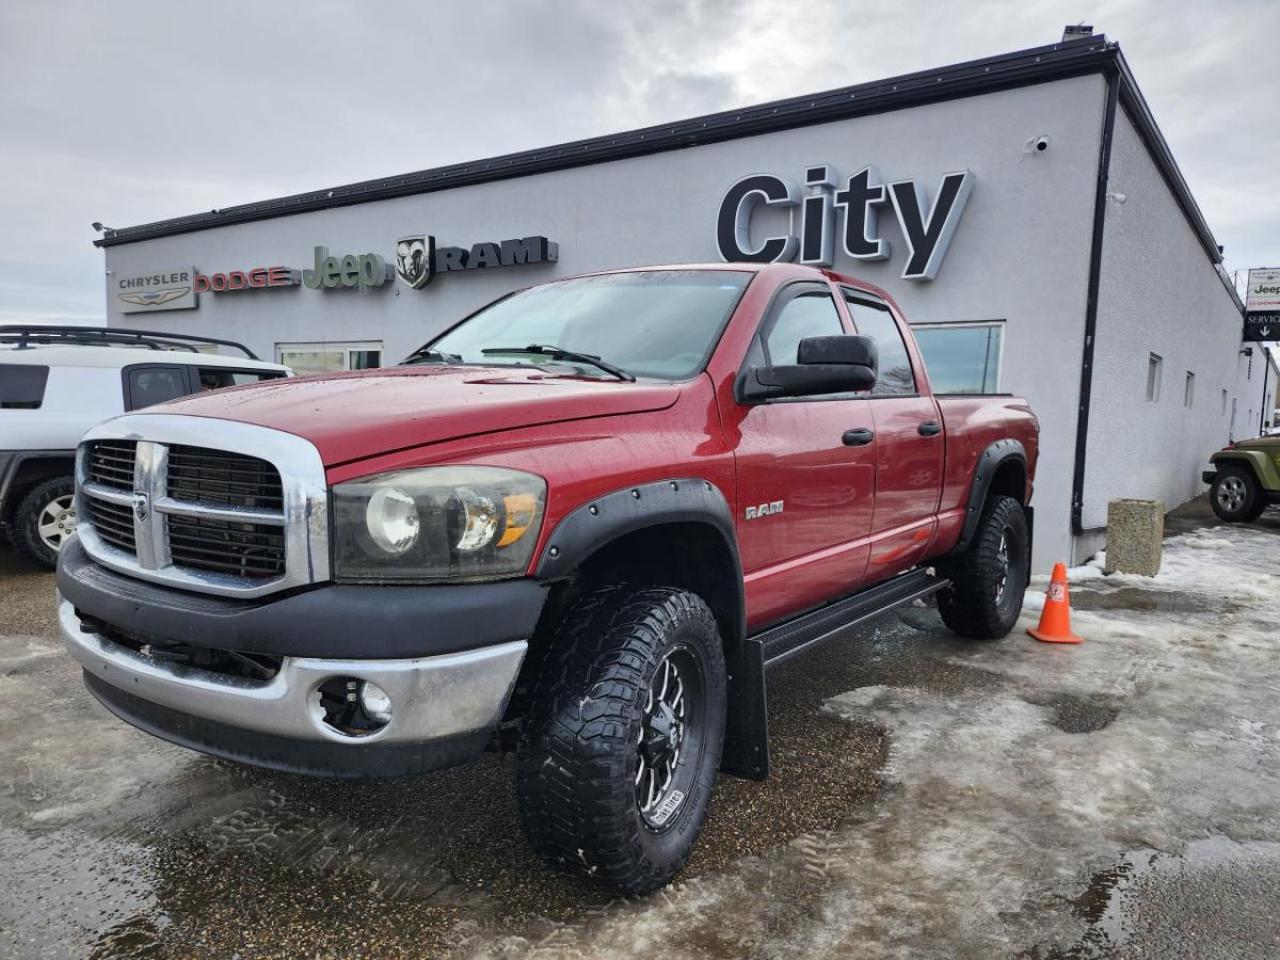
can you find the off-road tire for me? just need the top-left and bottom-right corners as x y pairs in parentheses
(13, 476), (77, 570)
(937, 495), (1029, 639)
(1210, 465), (1264, 523)
(516, 584), (727, 895)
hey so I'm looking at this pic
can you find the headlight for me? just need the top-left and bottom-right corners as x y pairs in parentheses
(332, 466), (547, 582)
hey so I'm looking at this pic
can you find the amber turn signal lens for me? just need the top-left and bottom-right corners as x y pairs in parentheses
(498, 493), (538, 547)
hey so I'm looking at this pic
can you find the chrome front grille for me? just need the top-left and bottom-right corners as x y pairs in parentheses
(86, 439), (137, 491)
(76, 414), (329, 598)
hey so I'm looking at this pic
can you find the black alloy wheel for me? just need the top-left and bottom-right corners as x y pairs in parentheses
(938, 494), (1030, 639)
(517, 584), (726, 894)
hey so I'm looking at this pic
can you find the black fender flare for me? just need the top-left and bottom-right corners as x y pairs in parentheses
(952, 439), (1027, 553)
(533, 477), (760, 778)
(534, 477), (745, 646)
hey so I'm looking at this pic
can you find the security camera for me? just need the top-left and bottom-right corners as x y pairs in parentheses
(1034, 136), (1050, 152)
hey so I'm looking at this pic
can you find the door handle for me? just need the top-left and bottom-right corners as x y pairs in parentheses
(843, 427), (875, 447)
(917, 420), (942, 437)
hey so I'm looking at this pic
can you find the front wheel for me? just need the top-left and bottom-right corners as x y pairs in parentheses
(938, 495), (1030, 639)
(13, 476), (77, 570)
(516, 584), (727, 894)
(1210, 466), (1263, 523)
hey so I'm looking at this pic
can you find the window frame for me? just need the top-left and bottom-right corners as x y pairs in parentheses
(1146, 353), (1163, 403)
(909, 319), (1006, 396)
(734, 280), (858, 404)
(841, 288), (921, 398)
(275, 340), (384, 374)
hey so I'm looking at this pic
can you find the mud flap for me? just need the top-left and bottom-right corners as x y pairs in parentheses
(720, 636), (769, 780)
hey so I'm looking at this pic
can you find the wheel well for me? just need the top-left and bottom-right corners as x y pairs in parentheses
(506, 521), (744, 725)
(2, 456), (74, 524)
(571, 522), (742, 647)
(990, 457), (1027, 505)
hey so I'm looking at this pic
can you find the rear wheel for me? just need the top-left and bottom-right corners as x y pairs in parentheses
(516, 584), (727, 894)
(938, 495), (1029, 639)
(1210, 466), (1262, 523)
(13, 476), (77, 570)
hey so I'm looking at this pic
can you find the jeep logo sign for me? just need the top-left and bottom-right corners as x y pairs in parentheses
(716, 165), (973, 281)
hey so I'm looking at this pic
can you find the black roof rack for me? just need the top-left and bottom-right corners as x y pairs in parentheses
(0, 325), (260, 360)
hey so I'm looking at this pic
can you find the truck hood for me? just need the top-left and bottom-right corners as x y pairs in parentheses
(149, 366), (681, 466)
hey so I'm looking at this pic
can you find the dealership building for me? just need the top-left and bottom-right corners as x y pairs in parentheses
(94, 32), (1273, 571)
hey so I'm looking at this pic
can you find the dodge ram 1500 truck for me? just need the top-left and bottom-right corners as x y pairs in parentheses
(57, 262), (1038, 893)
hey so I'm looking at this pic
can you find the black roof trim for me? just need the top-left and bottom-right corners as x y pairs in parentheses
(93, 35), (1223, 267)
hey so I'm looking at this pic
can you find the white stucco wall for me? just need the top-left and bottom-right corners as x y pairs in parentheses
(103, 74), (1109, 571)
(1083, 108), (1248, 530)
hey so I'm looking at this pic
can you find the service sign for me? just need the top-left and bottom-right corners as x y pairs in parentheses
(1245, 267), (1280, 342)
(115, 267), (197, 313)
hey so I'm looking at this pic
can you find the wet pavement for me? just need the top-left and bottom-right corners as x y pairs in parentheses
(2, 500), (1279, 958)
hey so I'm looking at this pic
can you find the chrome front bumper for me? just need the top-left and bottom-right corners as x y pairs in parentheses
(59, 595), (526, 753)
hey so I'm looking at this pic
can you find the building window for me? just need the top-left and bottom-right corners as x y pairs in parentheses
(276, 341), (383, 377)
(1146, 353), (1162, 402)
(911, 321), (1004, 394)
(1221, 389), (1228, 415)
(845, 292), (915, 395)
(1184, 371), (1195, 408)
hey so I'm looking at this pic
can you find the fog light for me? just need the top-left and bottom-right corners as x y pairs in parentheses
(359, 680), (393, 724)
(313, 675), (392, 737)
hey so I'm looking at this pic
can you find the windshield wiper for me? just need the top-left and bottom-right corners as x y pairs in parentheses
(402, 347), (462, 365)
(480, 344), (636, 382)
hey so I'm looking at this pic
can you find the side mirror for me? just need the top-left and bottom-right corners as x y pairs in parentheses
(737, 334), (878, 402)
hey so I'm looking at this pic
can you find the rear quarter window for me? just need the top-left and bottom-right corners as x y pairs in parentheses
(0, 364), (50, 409)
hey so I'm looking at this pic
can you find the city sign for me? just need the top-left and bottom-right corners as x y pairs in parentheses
(716, 164), (973, 281)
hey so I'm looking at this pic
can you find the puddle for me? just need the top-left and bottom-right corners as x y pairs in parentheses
(1025, 692), (1120, 734)
(1070, 587), (1221, 615)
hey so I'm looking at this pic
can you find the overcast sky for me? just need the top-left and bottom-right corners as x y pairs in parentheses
(1, 0), (1276, 325)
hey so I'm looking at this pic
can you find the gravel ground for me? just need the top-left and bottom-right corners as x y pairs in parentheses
(1, 499), (1278, 958)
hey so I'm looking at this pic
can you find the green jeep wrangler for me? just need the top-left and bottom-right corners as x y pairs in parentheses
(1203, 435), (1280, 522)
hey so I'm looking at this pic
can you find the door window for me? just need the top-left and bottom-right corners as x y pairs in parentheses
(125, 366), (188, 410)
(761, 290), (844, 366)
(844, 294), (916, 396)
(276, 342), (383, 376)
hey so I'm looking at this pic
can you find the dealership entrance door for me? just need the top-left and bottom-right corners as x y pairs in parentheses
(275, 341), (383, 376)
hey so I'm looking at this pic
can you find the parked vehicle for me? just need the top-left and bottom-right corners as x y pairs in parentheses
(0, 326), (289, 568)
(56, 264), (1038, 892)
(1203, 435), (1280, 522)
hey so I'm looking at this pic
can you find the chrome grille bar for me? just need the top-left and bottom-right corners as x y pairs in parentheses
(76, 414), (329, 599)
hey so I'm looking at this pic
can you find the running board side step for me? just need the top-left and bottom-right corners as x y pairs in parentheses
(720, 568), (949, 781)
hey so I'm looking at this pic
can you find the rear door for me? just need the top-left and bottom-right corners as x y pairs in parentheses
(726, 281), (876, 629)
(841, 289), (944, 582)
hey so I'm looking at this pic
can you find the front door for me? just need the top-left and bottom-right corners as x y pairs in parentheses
(842, 289), (944, 581)
(725, 282), (876, 630)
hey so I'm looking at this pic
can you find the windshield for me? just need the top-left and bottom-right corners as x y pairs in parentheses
(405, 269), (753, 381)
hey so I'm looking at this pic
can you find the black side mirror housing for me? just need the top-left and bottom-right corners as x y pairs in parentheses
(738, 334), (878, 402)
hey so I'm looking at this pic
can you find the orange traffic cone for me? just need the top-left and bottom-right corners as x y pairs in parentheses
(1028, 563), (1083, 644)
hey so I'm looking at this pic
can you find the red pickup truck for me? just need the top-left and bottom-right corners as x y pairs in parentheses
(58, 263), (1037, 893)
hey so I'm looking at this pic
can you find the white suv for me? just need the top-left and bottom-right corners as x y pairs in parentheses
(1, 326), (290, 569)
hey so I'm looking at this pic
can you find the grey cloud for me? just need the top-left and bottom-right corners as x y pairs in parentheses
(1, 0), (1276, 323)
